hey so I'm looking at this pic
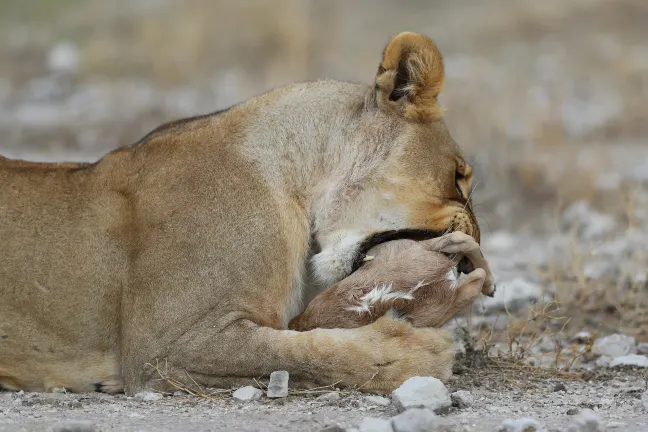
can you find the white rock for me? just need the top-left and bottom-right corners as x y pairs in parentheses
(390, 408), (438, 432)
(480, 277), (543, 314)
(483, 231), (517, 252)
(609, 354), (648, 368)
(638, 342), (648, 354)
(594, 356), (612, 368)
(562, 201), (616, 240)
(232, 386), (263, 402)
(451, 390), (474, 409)
(642, 391), (648, 412)
(48, 421), (96, 432)
(47, 41), (80, 75)
(134, 391), (162, 402)
(359, 417), (393, 432)
(583, 260), (616, 280)
(267, 370), (289, 398)
(606, 422), (626, 429)
(497, 418), (545, 432)
(567, 408), (604, 432)
(365, 395), (392, 407)
(592, 334), (637, 358)
(317, 392), (341, 402)
(391, 377), (451, 414)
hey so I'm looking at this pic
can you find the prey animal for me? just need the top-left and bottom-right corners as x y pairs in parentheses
(290, 232), (494, 331)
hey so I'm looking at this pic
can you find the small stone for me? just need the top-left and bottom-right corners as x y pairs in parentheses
(48, 421), (96, 432)
(480, 277), (543, 314)
(497, 418), (544, 432)
(317, 392), (341, 402)
(232, 386), (263, 402)
(642, 391), (648, 412)
(365, 395), (391, 406)
(390, 408), (438, 432)
(359, 417), (393, 432)
(592, 333), (636, 358)
(573, 331), (593, 344)
(567, 408), (580, 415)
(553, 383), (567, 392)
(595, 356), (612, 368)
(567, 408), (604, 432)
(267, 370), (289, 398)
(451, 390), (474, 409)
(47, 42), (80, 75)
(637, 342), (648, 354)
(173, 391), (187, 396)
(606, 422), (626, 429)
(319, 426), (345, 432)
(134, 391), (163, 402)
(50, 387), (67, 393)
(609, 354), (648, 368)
(392, 376), (451, 414)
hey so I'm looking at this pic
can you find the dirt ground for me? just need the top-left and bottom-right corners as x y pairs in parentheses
(1, 0), (648, 431)
(2, 365), (647, 431)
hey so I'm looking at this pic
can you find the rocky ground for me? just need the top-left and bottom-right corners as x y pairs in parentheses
(2, 0), (648, 431)
(1, 364), (647, 432)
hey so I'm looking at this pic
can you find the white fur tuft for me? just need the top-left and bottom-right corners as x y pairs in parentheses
(346, 280), (429, 314)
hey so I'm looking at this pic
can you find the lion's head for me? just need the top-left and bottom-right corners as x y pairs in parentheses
(309, 32), (478, 288)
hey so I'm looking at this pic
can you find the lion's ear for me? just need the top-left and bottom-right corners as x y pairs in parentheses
(374, 32), (445, 122)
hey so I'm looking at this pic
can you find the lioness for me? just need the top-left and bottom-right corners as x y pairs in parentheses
(289, 233), (494, 332)
(0, 32), (493, 395)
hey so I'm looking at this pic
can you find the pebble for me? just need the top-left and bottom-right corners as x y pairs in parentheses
(637, 342), (648, 354)
(553, 383), (567, 392)
(134, 391), (163, 402)
(390, 408), (438, 432)
(319, 426), (346, 432)
(267, 370), (290, 398)
(608, 354), (648, 368)
(359, 417), (393, 432)
(566, 408), (604, 432)
(594, 356), (612, 368)
(592, 333), (636, 358)
(606, 422), (627, 429)
(317, 392), (341, 402)
(480, 277), (543, 314)
(451, 390), (474, 409)
(48, 421), (96, 432)
(47, 42), (81, 75)
(497, 418), (545, 432)
(391, 376), (451, 414)
(561, 201), (615, 240)
(232, 386), (263, 402)
(642, 391), (648, 412)
(365, 395), (392, 407)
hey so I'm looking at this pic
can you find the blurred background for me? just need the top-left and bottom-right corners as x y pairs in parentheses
(1, 0), (647, 352)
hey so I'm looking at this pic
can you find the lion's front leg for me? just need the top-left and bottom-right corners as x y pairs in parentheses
(125, 314), (454, 395)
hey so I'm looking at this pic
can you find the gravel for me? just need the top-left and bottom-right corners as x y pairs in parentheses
(391, 377), (452, 415)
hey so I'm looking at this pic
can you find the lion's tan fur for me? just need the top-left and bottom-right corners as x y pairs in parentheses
(0, 32), (482, 394)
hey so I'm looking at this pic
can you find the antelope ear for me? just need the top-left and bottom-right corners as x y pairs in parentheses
(375, 32), (445, 122)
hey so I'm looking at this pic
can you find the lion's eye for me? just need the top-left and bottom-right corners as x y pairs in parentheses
(455, 173), (465, 198)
